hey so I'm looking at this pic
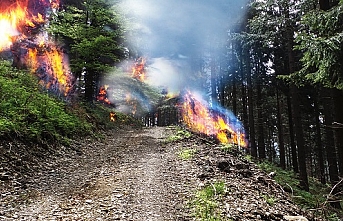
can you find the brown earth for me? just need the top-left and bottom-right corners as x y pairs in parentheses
(0, 126), (325, 220)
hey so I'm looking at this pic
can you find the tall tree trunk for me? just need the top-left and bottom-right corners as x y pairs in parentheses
(332, 89), (343, 176)
(322, 90), (341, 208)
(257, 76), (265, 159)
(290, 84), (309, 191)
(84, 70), (94, 102)
(277, 90), (286, 169)
(319, 0), (342, 209)
(287, 93), (299, 173)
(232, 41), (237, 115)
(285, 0), (308, 191)
(232, 71), (237, 115)
(246, 49), (257, 157)
(314, 92), (326, 184)
(240, 47), (249, 137)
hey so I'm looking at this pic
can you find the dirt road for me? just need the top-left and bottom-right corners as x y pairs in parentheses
(1, 126), (320, 221)
(1, 127), (195, 221)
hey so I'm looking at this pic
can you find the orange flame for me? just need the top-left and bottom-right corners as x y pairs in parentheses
(0, 0), (59, 50)
(97, 85), (111, 104)
(181, 91), (247, 147)
(110, 112), (116, 122)
(0, 1), (27, 50)
(131, 57), (147, 82)
(27, 42), (73, 96)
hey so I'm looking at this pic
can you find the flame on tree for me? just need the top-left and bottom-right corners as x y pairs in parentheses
(0, 0), (74, 97)
(48, 0), (127, 101)
(97, 85), (111, 105)
(181, 90), (247, 147)
(131, 57), (147, 82)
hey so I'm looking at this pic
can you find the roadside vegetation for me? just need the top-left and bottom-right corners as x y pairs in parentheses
(165, 126), (192, 143)
(258, 160), (342, 220)
(191, 181), (228, 221)
(178, 148), (197, 160)
(0, 60), (140, 145)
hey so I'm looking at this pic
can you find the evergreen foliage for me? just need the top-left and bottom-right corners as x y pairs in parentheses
(296, 3), (343, 89)
(49, 0), (127, 101)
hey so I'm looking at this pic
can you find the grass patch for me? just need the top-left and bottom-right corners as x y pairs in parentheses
(178, 148), (196, 160)
(166, 127), (192, 142)
(262, 194), (277, 206)
(191, 181), (227, 221)
(220, 143), (235, 152)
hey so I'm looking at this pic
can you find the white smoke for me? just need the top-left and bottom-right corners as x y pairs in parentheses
(118, 0), (248, 92)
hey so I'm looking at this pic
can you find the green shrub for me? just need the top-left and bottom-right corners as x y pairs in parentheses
(257, 160), (341, 218)
(0, 60), (92, 143)
(166, 127), (192, 142)
(191, 181), (227, 221)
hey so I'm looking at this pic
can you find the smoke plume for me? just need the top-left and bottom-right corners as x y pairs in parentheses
(118, 0), (248, 92)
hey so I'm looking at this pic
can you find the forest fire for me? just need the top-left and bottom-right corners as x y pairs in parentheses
(131, 57), (147, 82)
(26, 42), (73, 96)
(181, 91), (247, 147)
(110, 112), (116, 122)
(0, 0), (56, 50)
(125, 93), (137, 115)
(0, 0), (74, 96)
(97, 85), (111, 104)
(0, 0), (28, 50)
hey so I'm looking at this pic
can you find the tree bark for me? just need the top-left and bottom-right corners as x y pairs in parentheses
(232, 42), (237, 115)
(322, 90), (340, 208)
(314, 92), (326, 184)
(285, 0), (308, 190)
(257, 76), (265, 159)
(246, 49), (257, 157)
(277, 90), (286, 169)
(240, 47), (249, 138)
(290, 84), (309, 191)
(84, 70), (95, 102)
(332, 89), (343, 176)
(287, 92), (299, 173)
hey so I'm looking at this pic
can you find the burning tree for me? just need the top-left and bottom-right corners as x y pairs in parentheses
(48, 0), (127, 101)
(0, 0), (75, 97)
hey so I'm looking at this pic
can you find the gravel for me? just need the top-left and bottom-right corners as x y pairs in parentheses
(0, 126), (325, 220)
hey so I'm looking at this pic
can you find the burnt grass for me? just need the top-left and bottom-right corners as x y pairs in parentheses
(0, 126), (325, 220)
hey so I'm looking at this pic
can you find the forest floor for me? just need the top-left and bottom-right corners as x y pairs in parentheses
(0, 126), (324, 220)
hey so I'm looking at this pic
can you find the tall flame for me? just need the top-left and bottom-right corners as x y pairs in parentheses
(27, 42), (73, 96)
(131, 57), (147, 82)
(0, 0), (28, 50)
(0, 0), (74, 97)
(0, 0), (58, 50)
(181, 91), (247, 147)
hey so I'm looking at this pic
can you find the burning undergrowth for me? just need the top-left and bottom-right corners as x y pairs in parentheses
(181, 90), (247, 147)
(97, 70), (163, 116)
(0, 0), (74, 97)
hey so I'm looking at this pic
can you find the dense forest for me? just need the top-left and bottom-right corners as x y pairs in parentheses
(1, 0), (343, 217)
